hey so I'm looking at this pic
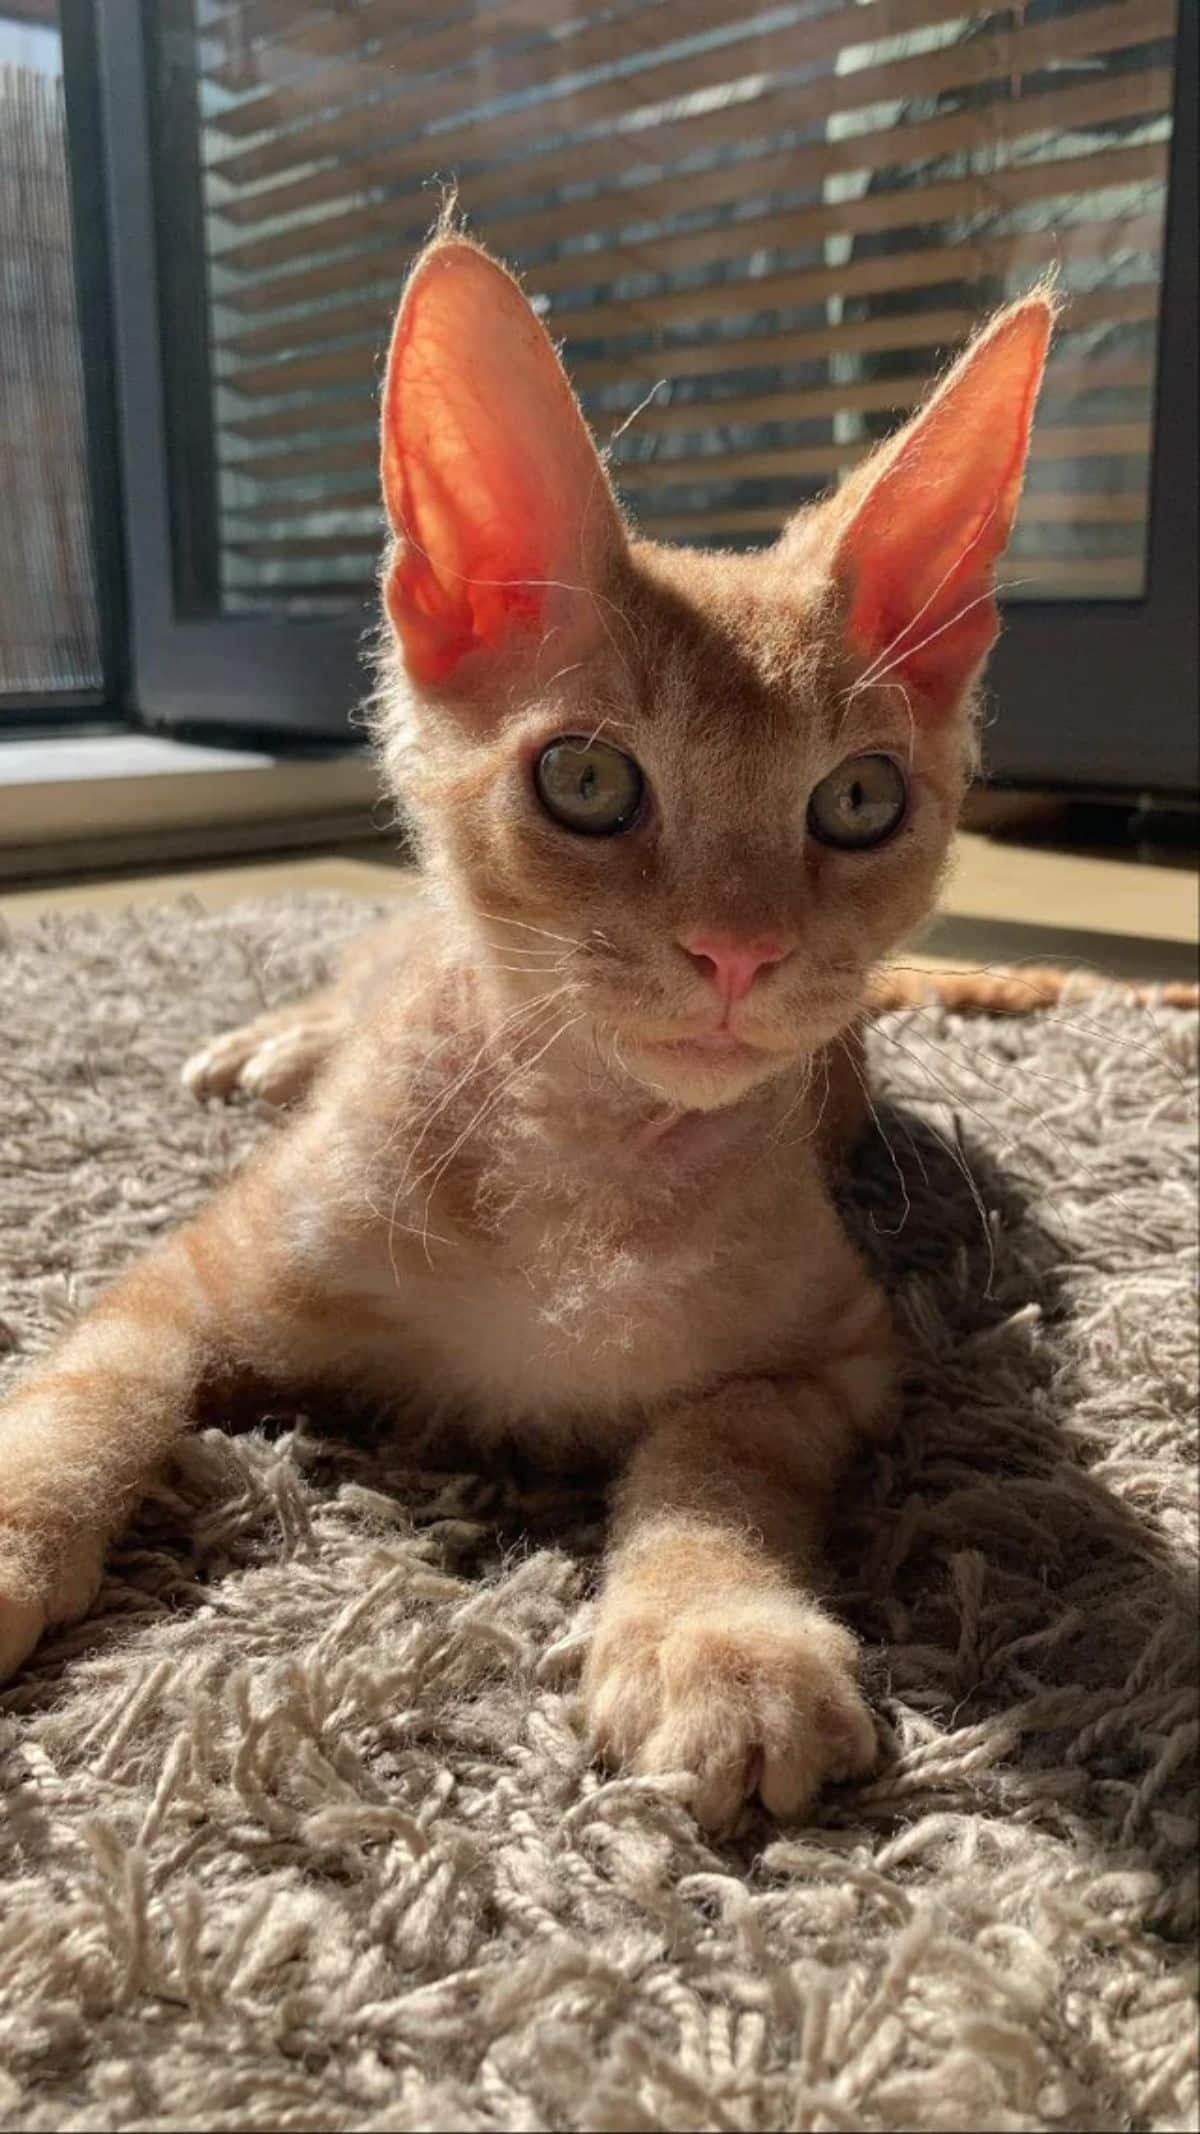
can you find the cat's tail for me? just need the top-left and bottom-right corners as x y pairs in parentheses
(867, 963), (1199, 1015)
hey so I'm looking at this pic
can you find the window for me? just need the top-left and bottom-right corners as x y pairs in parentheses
(10, 0), (1198, 793)
(190, 0), (1177, 615)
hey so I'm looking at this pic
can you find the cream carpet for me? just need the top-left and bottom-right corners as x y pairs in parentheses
(1, 896), (1196, 2133)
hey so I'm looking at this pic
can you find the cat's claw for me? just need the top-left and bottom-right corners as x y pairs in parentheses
(182, 1016), (338, 1108)
(182, 1024), (266, 1102)
(582, 1591), (876, 1834)
(236, 1025), (335, 1105)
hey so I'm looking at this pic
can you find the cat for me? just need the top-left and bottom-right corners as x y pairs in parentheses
(0, 233), (1060, 1832)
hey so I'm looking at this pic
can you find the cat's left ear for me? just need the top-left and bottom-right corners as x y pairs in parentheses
(828, 291), (1054, 716)
(380, 235), (624, 692)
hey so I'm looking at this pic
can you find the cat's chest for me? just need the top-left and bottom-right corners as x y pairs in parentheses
(335, 1152), (842, 1434)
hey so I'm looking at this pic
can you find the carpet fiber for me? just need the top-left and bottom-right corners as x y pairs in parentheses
(1, 895), (1196, 2134)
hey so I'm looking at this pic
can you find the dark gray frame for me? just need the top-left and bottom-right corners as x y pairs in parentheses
(986, 0), (1197, 797)
(63, 0), (1200, 786)
(86, 0), (368, 742)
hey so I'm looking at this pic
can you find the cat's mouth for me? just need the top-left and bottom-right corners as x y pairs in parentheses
(644, 1031), (772, 1067)
(613, 1022), (798, 1108)
(584, 978), (865, 1106)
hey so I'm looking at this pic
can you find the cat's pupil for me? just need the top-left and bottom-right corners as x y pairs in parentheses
(848, 780), (865, 813)
(580, 766), (596, 799)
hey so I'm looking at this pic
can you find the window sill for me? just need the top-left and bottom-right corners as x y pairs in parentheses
(0, 733), (383, 883)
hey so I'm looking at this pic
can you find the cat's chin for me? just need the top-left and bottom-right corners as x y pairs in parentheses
(618, 1035), (795, 1112)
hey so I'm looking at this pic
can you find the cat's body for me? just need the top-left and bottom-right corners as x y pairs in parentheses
(200, 905), (874, 1447)
(0, 235), (1064, 1829)
(267, 940), (872, 1425)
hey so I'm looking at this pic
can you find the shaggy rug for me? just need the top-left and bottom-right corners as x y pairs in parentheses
(0, 893), (1196, 2134)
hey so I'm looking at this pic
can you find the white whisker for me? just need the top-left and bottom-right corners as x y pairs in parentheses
(413, 1012), (586, 1261)
(845, 496), (1003, 696)
(470, 908), (585, 950)
(768, 1055), (820, 1148)
(837, 1038), (911, 1239)
(400, 986), (572, 1193)
(879, 962), (1186, 1084)
(888, 1010), (1095, 1100)
(876, 1019), (1128, 1211)
(844, 579), (1032, 704)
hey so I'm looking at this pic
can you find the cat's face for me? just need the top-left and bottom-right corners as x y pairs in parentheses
(390, 542), (966, 1109)
(375, 236), (1050, 1110)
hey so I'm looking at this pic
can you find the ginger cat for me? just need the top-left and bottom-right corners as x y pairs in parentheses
(0, 238), (1056, 1832)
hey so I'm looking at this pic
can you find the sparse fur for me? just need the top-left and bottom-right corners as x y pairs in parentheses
(0, 237), (1164, 1833)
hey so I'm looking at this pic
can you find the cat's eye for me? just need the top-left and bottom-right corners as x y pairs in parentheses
(807, 753), (908, 851)
(533, 736), (645, 836)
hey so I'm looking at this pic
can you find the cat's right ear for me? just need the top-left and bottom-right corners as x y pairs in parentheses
(380, 236), (624, 692)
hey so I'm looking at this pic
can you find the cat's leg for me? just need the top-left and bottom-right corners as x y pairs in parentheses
(0, 1147), (332, 1680)
(583, 1284), (894, 1832)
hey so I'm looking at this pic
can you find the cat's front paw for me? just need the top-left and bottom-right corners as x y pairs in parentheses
(0, 1529), (103, 1683)
(182, 1014), (337, 1107)
(0, 1589), (45, 1682)
(583, 1589), (876, 1834)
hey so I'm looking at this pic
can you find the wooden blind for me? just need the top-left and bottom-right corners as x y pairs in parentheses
(191, 0), (1176, 613)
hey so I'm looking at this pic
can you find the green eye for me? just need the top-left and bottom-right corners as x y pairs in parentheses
(807, 753), (908, 851)
(534, 736), (645, 837)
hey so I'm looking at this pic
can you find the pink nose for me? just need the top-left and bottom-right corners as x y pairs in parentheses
(679, 930), (790, 1003)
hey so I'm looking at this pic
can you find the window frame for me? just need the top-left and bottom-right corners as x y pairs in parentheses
(83, 0), (369, 743)
(986, 0), (1197, 796)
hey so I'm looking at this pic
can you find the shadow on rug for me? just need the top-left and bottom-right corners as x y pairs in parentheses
(1, 895), (1196, 2133)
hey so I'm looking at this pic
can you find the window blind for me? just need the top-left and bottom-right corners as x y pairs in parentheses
(191, 0), (1175, 613)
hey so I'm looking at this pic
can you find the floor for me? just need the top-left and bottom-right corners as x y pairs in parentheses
(0, 830), (1195, 984)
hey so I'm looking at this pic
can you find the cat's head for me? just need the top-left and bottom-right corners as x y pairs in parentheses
(373, 235), (1052, 1111)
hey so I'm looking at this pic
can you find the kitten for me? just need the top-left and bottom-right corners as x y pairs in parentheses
(0, 236), (1054, 1831)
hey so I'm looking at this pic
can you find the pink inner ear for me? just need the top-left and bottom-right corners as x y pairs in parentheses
(838, 297), (1052, 713)
(844, 480), (1011, 708)
(380, 242), (616, 687)
(383, 374), (550, 684)
(384, 489), (549, 687)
